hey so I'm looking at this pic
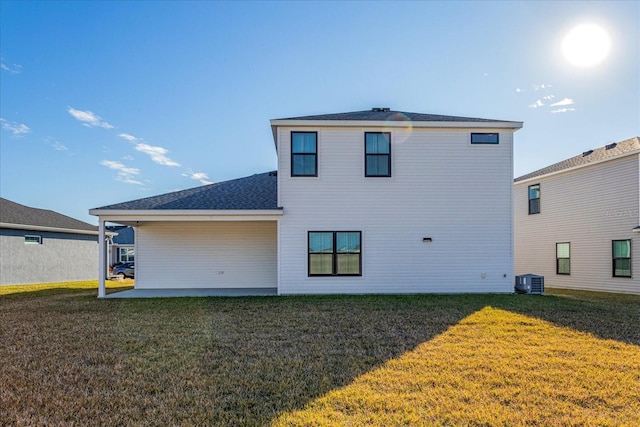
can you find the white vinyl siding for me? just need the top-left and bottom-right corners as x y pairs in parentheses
(277, 127), (515, 294)
(515, 154), (639, 294)
(135, 221), (277, 289)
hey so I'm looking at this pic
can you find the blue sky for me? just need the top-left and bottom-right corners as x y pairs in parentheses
(1, 1), (638, 224)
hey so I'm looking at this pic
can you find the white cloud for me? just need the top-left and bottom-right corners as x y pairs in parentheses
(0, 118), (31, 135)
(44, 137), (68, 151)
(543, 95), (555, 100)
(100, 160), (142, 185)
(550, 108), (576, 114)
(550, 98), (574, 107)
(135, 143), (180, 167)
(118, 133), (138, 142)
(532, 83), (552, 91)
(515, 88), (525, 93)
(191, 172), (213, 185)
(528, 100), (544, 108)
(67, 107), (113, 129)
(1, 61), (21, 74)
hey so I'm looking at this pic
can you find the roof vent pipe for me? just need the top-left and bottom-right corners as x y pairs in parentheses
(605, 142), (617, 150)
(372, 107), (391, 112)
(582, 150), (593, 157)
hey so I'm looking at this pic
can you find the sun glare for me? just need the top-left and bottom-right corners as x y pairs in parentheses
(562, 23), (611, 68)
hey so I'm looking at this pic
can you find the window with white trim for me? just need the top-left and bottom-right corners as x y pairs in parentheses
(24, 235), (42, 244)
(119, 247), (135, 262)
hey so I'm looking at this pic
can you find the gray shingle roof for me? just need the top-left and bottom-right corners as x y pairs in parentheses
(275, 108), (512, 123)
(0, 197), (98, 232)
(515, 137), (640, 182)
(94, 171), (279, 211)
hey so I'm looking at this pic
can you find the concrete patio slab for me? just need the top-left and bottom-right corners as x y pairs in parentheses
(104, 288), (278, 298)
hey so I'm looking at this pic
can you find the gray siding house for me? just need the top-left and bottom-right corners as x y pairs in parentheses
(0, 197), (101, 285)
(515, 137), (639, 295)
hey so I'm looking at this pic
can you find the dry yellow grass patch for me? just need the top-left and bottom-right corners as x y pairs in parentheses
(273, 306), (640, 426)
(0, 279), (133, 296)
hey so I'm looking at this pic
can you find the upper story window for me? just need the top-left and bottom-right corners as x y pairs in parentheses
(308, 231), (361, 276)
(613, 240), (631, 278)
(365, 132), (391, 177)
(291, 132), (317, 177)
(528, 184), (540, 214)
(556, 242), (570, 275)
(24, 235), (42, 244)
(471, 133), (499, 144)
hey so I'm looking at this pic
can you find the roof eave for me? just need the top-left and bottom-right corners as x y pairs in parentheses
(270, 119), (523, 130)
(514, 149), (640, 184)
(0, 222), (112, 236)
(90, 208), (284, 220)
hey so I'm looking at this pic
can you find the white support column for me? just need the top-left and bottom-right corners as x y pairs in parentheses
(98, 219), (106, 298)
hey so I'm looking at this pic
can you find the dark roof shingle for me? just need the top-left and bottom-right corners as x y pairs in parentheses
(0, 198), (98, 232)
(275, 108), (512, 123)
(515, 137), (640, 182)
(94, 171), (278, 211)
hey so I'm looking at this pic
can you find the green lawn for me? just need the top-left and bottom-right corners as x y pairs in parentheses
(1, 282), (638, 426)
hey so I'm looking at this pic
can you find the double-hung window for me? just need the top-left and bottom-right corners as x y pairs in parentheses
(365, 132), (391, 177)
(308, 231), (361, 276)
(119, 248), (135, 263)
(613, 240), (631, 277)
(528, 184), (540, 214)
(556, 242), (570, 275)
(291, 132), (317, 177)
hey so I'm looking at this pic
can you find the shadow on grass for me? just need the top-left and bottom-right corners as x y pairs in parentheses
(490, 289), (640, 345)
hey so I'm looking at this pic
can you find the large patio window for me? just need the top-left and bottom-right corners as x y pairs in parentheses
(308, 231), (361, 276)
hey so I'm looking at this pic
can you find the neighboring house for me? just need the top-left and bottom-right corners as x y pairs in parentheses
(514, 137), (639, 295)
(91, 108), (522, 297)
(0, 197), (102, 285)
(106, 225), (135, 266)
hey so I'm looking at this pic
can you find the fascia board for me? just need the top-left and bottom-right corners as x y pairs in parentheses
(514, 150), (640, 185)
(0, 222), (113, 236)
(270, 119), (523, 130)
(89, 209), (284, 222)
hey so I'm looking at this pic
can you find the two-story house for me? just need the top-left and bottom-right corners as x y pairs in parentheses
(90, 108), (523, 297)
(515, 137), (639, 295)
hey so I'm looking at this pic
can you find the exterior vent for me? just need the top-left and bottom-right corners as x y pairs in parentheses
(515, 274), (544, 295)
(582, 150), (593, 157)
(372, 107), (391, 112)
(605, 142), (617, 150)
(268, 171), (277, 176)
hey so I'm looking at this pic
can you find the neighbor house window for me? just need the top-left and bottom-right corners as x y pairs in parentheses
(528, 184), (540, 214)
(308, 231), (361, 276)
(365, 132), (391, 177)
(119, 248), (135, 262)
(556, 242), (570, 275)
(471, 133), (499, 144)
(24, 235), (42, 244)
(291, 132), (317, 177)
(613, 240), (631, 277)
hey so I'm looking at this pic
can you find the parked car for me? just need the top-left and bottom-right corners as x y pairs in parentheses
(111, 262), (135, 279)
